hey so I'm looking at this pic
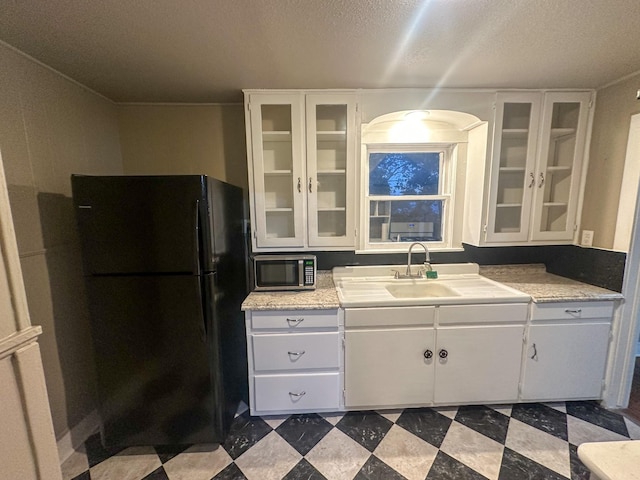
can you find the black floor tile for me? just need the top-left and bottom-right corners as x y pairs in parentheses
(511, 403), (568, 441)
(275, 413), (334, 455)
(222, 411), (273, 460)
(336, 411), (394, 452)
(71, 471), (91, 480)
(566, 401), (629, 437)
(354, 455), (407, 480)
(498, 447), (567, 480)
(153, 444), (191, 464)
(84, 432), (125, 468)
(569, 444), (591, 480)
(395, 407), (452, 448)
(454, 405), (511, 444)
(141, 466), (170, 480)
(283, 458), (328, 480)
(426, 451), (488, 480)
(213, 462), (248, 479)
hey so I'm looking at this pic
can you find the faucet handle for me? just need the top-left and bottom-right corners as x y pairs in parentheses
(392, 269), (400, 279)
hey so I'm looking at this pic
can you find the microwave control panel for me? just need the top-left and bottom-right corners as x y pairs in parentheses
(304, 260), (315, 286)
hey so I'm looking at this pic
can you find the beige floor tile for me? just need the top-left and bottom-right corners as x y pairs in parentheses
(567, 415), (629, 446)
(490, 405), (512, 417)
(306, 428), (370, 480)
(374, 424), (439, 480)
(378, 409), (403, 423)
(89, 446), (161, 480)
(433, 406), (459, 420)
(506, 418), (570, 478)
(61, 444), (89, 480)
(162, 444), (231, 480)
(440, 421), (504, 480)
(320, 412), (344, 425)
(235, 431), (301, 480)
(624, 417), (640, 440)
(261, 415), (290, 429)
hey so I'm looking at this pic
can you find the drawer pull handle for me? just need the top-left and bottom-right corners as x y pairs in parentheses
(565, 309), (582, 315)
(286, 318), (304, 325)
(289, 391), (306, 397)
(288, 350), (306, 357)
(531, 343), (538, 361)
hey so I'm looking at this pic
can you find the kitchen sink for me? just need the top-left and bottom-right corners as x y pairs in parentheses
(332, 264), (531, 307)
(385, 281), (460, 298)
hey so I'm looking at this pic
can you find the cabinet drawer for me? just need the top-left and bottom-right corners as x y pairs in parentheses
(345, 306), (435, 327)
(252, 332), (340, 371)
(439, 303), (528, 325)
(253, 373), (340, 412)
(531, 302), (614, 321)
(250, 309), (338, 330)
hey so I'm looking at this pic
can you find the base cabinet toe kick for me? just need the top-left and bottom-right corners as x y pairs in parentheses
(244, 301), (616, 415)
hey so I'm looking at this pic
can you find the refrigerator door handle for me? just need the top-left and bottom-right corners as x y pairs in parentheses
(194, 200), (201, 274)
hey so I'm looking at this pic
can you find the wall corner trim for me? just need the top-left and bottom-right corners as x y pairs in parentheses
(57, 409), (100, 464)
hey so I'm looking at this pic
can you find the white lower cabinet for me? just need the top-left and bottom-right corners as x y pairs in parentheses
(345, 327), (435, 408)
(344, 304), (527, 409)
(245, 309), (342, 415)
(520, 301), (614, 401)
(434, 325), (524, 404)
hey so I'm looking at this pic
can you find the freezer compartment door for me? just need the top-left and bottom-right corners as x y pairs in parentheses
(85, 274), (225, 446)
(72, 175), (210, 274)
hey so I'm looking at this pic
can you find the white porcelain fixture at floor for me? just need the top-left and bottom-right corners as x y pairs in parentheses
(333, 263), (530, 307)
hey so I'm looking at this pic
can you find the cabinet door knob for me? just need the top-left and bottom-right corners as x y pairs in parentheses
(424, 349), (433, 359)
(439, 349), (448, 359)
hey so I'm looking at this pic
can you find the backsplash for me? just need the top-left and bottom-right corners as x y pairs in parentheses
(305, 244), (626, 293)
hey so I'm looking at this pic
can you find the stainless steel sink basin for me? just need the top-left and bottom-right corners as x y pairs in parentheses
(385, 282), (460, 298)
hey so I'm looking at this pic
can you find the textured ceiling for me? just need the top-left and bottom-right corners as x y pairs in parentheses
(1, 0), (639, 103)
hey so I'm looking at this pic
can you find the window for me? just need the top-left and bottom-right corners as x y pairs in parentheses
(364, 145), (454, 250)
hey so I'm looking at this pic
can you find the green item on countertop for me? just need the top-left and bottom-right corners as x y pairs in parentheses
(426, 270), (438, 279)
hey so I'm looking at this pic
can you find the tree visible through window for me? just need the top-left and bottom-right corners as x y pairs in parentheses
(367, 149), (450, 246)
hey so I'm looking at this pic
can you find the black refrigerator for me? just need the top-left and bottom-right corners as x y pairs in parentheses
(71, 174), (248, 447)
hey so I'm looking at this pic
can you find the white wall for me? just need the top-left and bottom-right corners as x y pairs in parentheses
(581, 72), (640, 250)
(0, 41), (123, 442)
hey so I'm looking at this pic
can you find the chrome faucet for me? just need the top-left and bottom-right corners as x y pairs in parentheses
(405, 242), (431, 277)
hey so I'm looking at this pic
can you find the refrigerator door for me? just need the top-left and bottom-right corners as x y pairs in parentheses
(72, 175), (212, 275)
(86, 274), (223, 446)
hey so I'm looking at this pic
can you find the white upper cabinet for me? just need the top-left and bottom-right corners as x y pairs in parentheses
(531, 92), (592, 241)
(484, 91), (592, 245)
(486, 93), (542, 242)
(247, 93), (306, 248)
(305, 94), (357, 248)
(245, 91), (356, 251)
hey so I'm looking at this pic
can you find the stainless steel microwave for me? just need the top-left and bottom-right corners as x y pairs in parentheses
(253, 255), (316, 291)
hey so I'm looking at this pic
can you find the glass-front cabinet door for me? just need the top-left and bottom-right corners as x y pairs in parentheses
(305, 94), (356, 247)
(486, 93), (541, 243)
(248, 94), (305, 247)
(531, 92), (591, 241)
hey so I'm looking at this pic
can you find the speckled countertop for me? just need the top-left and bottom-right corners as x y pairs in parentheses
(241, 271), (339, 311)
(479, 264), (624, 303)
(242, 264), (623, 310)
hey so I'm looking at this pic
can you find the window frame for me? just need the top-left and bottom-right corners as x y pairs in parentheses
(359, 143), (457, 251)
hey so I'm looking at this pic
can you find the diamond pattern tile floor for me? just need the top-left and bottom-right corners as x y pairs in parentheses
(62, 401), (640, 480)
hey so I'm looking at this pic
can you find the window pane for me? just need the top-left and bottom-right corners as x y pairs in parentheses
(369, 199), (443, 242)
(369, 152), (440, 195)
